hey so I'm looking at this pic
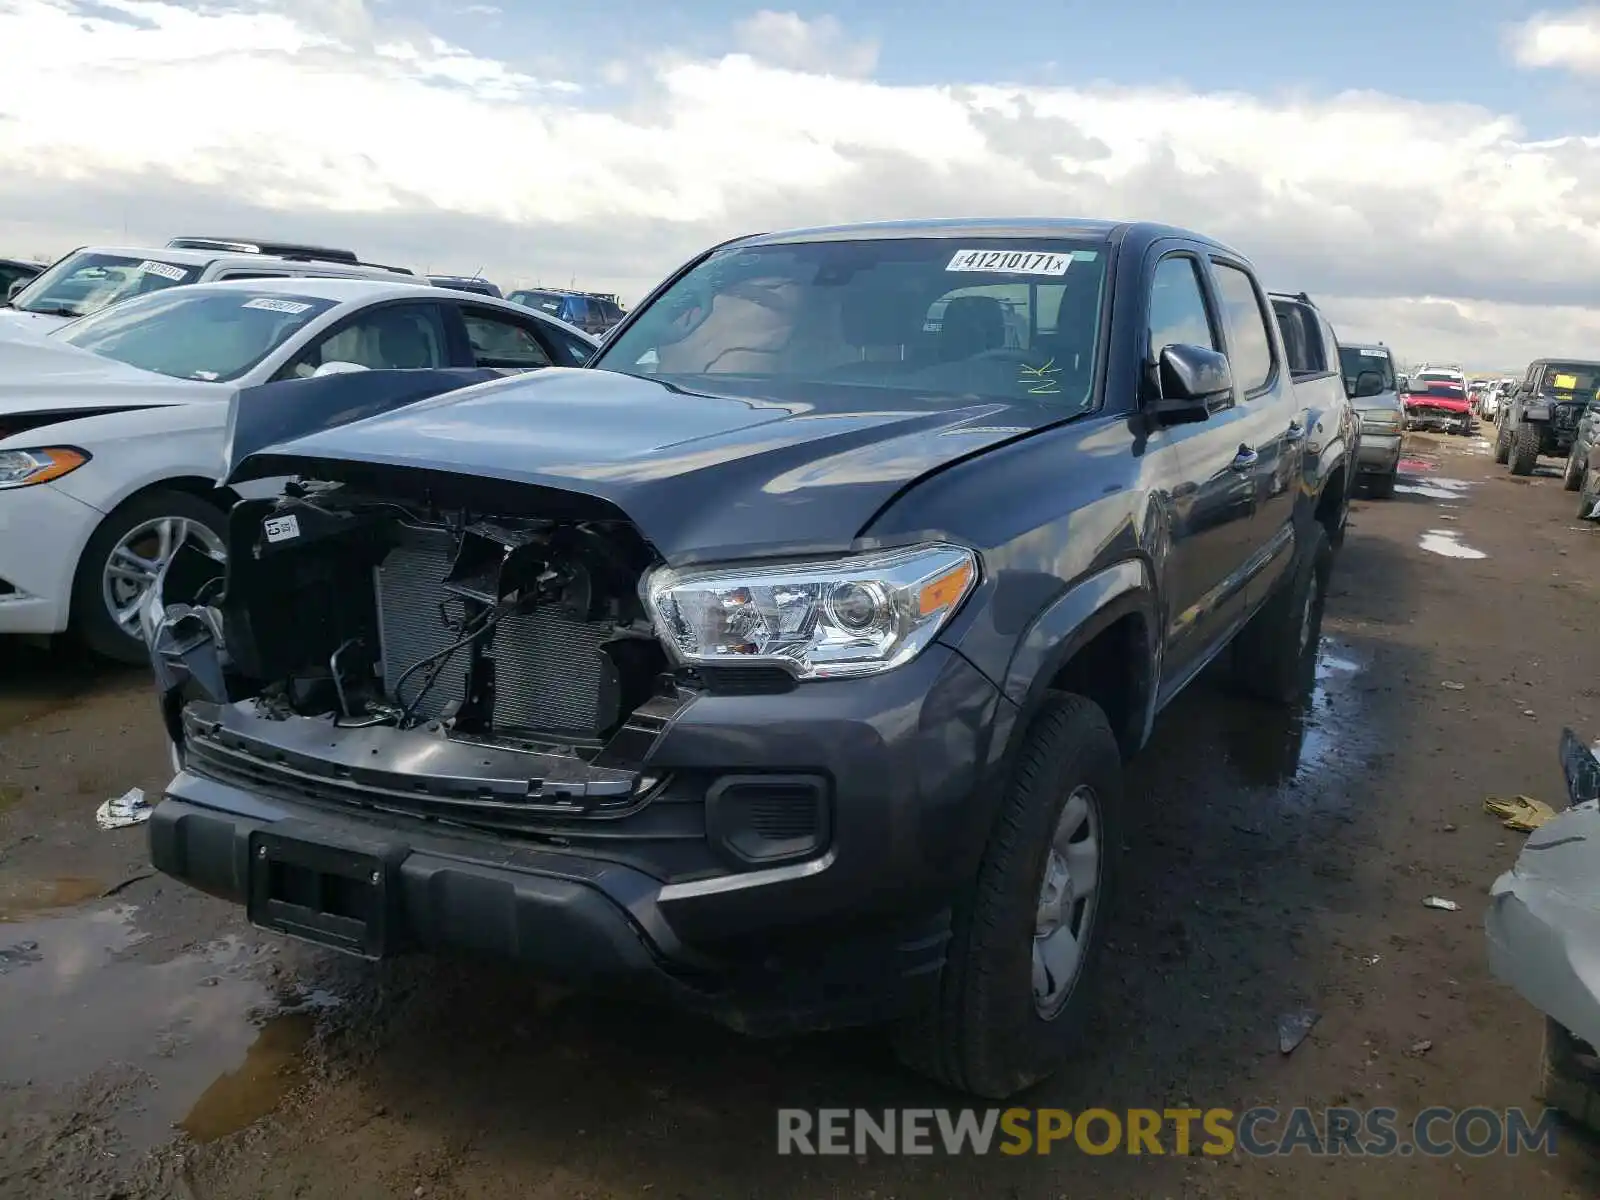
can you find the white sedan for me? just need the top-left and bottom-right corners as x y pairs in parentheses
(0, 277), (598, 661)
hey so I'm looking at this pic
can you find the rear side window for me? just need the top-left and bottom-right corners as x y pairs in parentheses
(461, 309), (553, 368)
(1210, 262), (1274, 392)
(1148, 256), (1215, 355)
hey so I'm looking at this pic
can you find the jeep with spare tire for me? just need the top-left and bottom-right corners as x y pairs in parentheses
(1497, 358), (1600, 477)
(141, 218), (1350, 1100)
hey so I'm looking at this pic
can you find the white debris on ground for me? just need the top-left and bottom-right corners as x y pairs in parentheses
(95, 787), (152, 830)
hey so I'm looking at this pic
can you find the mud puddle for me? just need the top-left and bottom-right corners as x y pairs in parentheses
(1146, 636), (1380, 816)
(0, 641), (141, 734)
(0, 903), (335, 1152)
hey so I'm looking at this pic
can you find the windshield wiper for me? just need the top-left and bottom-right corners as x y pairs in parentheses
(20, 305), (83, 318)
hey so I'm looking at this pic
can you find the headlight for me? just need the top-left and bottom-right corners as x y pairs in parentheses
(0, 447), (90, 490)
(1360, 411), (1402, 432)
(645, 543), (979, 680)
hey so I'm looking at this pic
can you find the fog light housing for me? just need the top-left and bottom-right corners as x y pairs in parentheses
(706, 774), (831, 866)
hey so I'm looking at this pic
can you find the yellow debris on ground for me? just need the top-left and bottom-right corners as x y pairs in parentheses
(1484, 794), (1559, 832)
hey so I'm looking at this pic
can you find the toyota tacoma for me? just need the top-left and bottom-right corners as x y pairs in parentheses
(142, 219), (1348, 1099)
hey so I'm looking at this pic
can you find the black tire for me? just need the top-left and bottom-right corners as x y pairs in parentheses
(1580, 467), (1600, 520)
(1509, 422), (1541, 476)
(70, 489), (228, 664)
(1494, 424), (1512, 464)
(892, 693), (1122, 1099)
(1563, 445), (1586, 491)
(1231, 524), (1332, 705)
(1369, 466), (1397, 499)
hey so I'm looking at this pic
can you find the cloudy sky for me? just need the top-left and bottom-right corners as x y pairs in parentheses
(4, 0), (1600, 368)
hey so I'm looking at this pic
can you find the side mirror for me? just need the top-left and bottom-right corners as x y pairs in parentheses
(312, 360), (368, 378)
(1354, 370), (1384, 399)
(1150, 343), (1233, 424)
(5, 279), (26, 302)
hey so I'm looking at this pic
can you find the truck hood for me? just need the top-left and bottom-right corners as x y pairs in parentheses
(0, 334), (226, 421)
(231, 367), (1064, 564)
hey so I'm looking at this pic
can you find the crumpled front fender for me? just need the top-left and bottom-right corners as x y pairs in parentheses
(142, 539), (235, 758)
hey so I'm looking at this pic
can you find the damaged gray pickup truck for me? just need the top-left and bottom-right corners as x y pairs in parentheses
(142, 218), (1350, 1099)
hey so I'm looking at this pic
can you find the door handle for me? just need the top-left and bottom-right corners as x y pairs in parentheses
(1285, 420), (1306, 443)
(1230, 445), (1258, 470)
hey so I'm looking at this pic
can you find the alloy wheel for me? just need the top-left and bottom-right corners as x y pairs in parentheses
(101, 516), (225, 639)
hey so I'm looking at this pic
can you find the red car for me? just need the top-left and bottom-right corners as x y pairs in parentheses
(1404, 370), (1472, 435)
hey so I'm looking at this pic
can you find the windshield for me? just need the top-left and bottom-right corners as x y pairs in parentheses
(1338, 346), (1394, 391)
(593, 237), (1110, 410)
(11, 251), (203, 318)
(1413, 380), (1465, 399)
(57, 288), (338, 382)
(1540, 365), (1600, 396)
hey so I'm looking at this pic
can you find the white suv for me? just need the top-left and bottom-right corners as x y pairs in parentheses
(2, 237), (416, 334)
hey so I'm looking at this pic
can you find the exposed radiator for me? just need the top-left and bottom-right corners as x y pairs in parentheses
(374, 532), (610, 734)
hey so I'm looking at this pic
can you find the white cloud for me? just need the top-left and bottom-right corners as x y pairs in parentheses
(3, 0), (1600, 365)
(732, 10), (878, 78)
(1509, 6), (1600, 74)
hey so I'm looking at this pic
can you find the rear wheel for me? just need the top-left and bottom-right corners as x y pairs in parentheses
(1232, 524), (1332, 705)
(892, 693), (1121, 1099)
(1564, 444), (1587, 491)
(1494, 422), (1512, 464)
(70, 490), (227, 664)
(1509, 422), (1541, 476)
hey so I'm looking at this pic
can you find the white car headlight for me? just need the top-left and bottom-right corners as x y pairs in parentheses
(645, 543), (979, 680)
(1360, 411), (1402, 432)
(0, 446), (91, 490)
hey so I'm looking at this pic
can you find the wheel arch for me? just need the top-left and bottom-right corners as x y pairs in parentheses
(993, 559), (1160, 771)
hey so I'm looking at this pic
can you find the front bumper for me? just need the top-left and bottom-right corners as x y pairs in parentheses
(1356, 432), (1401, 472)
(0, 480), (102, 634)
(149, 642), (1010, 1031)
(1403, 405), (1470, 431)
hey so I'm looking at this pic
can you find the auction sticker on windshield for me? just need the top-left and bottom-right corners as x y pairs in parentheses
(136, 260), (187, 281)
(243, 297), (313, 315)
(946, 249), (1072, 276)
(1553, 373), (1578, 390)
(1360, 349), (1388, 357)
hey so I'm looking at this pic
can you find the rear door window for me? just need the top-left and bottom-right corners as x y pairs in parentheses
(1209, 261), (1275, 393)
(460, 307), (555, 368)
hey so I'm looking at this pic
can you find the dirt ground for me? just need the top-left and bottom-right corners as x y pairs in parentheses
(2, 430), (1599, 1199)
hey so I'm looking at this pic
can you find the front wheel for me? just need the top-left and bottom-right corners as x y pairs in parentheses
(1495, 424), (1512, 464)
(70, 490), (228, 664)
(1509, 422), (1541, 476)
(1564, 445), (1586, 491)
(1231, 524), (1332, 705)
(1368, 466), (1397, 499)
(893, 693), (1122, 1099)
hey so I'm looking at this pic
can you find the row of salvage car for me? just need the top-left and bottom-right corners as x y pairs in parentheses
(5, 216), (1590, 1111)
